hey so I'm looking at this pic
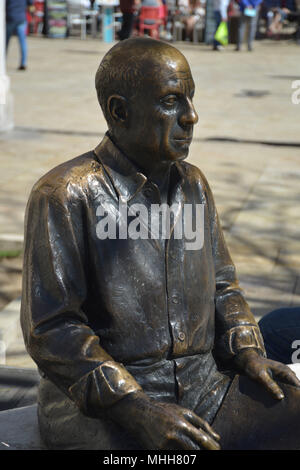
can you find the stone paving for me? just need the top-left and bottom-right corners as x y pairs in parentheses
(0, 35), (300, 368)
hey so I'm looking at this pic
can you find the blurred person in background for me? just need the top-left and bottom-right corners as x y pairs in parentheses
(180, 0), (205, 41)
(6, 0), (34, 71)
(139, 0), (162, 37)
(275, 0), (300, 44)
(259, 307), (300, 365)
(213, 0), (230, 50)
(117, 0), (139, 40)
(236, 0), (262, 51)
(265, 0), (291, 37)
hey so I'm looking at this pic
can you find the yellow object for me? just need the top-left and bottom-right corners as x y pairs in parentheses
(214, 21), (228, 46)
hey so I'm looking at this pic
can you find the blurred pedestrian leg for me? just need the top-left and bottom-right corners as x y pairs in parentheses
(236, 0), (262, 51)
(213, 9), (222, 49)
(117, 0), (136, 40)
(237, 12), (258, 50)
(6, 21), (28, 69)
(118, 12), (135, 39)
(213, 0), (230, 50)
(6, 0), (33, 69)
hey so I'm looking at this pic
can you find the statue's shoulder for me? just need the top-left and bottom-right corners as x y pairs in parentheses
(180, 161), (211, 190)
(29, 150), (106, 202)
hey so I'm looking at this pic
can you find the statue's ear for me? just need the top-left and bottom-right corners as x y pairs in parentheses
(107, 95), (128, 125)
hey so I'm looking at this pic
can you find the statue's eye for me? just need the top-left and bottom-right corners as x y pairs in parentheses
(162, 95), (178, 106)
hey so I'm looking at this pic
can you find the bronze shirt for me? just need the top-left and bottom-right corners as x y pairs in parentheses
(21, 134), (265, 424)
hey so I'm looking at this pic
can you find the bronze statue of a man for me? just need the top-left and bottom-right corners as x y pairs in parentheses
(21, 38), (300, 450)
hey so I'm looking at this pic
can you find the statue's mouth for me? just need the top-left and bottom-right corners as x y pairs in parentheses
(173, 137), (192, 144)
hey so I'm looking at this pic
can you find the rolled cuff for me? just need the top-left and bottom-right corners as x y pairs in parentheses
(219, 325), (266, 360)
(69, 360), (142, 416)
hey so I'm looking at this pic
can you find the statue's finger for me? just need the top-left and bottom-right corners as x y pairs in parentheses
(201, 421), (221, 441)
(184, 411), (220, 441)
(184, 425), (221, 450)
(257, 369), (284, 400)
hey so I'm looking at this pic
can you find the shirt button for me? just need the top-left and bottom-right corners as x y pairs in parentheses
(178, 332), (185, 342)
(172, 295), (179, 304)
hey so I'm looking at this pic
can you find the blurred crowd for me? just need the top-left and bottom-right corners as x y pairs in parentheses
(5, 0), (300, 70)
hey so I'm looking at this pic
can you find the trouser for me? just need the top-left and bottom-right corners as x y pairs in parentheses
(212, 374), (300, 450)
(237, 12), (258, 49)
(213, 10), (222, 47)
(259, 307), (300, 364)
(213, 308), (300, 449)
(118, 12), (135, 40)
(6, 21), (28, 67)
(37, 377), (141, 450)
(37, 304), (300, 450)
(38, 372), (300, 450)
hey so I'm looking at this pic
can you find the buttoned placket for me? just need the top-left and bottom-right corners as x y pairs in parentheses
(163, 173), (189, 403)
(165, 234), (188, 403)
(95, 138), (199, 402)
(165, 235), (187, 357)
(142, 173), (188, 360)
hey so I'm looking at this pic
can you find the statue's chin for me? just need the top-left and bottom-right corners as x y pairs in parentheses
(167, 148), (190, 162)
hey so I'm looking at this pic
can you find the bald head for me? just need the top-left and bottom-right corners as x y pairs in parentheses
(95, 38), (191, 127)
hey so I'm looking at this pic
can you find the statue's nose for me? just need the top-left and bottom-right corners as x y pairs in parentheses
(180, 99), (199, 126)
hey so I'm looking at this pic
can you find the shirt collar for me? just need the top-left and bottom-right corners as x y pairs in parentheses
(93, 133), (184, 203)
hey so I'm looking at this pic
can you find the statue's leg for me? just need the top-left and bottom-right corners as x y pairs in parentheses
(37, 377), (141, 450)
(259, 307), (300, 364)
(212, 374), (300, 450)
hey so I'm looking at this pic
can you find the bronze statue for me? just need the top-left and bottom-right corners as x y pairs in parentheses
(21, 38), (300, 450)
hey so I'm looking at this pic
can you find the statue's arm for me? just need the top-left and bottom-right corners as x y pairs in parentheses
(20, 184), (142, 415)
(201, 176), (265, 362)
(204, 177), (300, 397)
(211, 208), (266, 361)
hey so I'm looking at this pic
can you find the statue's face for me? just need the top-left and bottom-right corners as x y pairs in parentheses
(124, 52), (198, 169)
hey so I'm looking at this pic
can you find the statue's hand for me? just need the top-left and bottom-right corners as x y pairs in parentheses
(234, 348), (300, 400)
(109, 391), (221, 450)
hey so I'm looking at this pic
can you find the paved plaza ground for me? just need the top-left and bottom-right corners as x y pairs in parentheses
(0, 35), (300, 368)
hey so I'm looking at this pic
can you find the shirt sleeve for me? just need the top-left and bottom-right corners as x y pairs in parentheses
(220, 0), (230, 18)
(21, 182), (142, 418)
(203, 176), (266, 362)
(240, 0), (251, 9)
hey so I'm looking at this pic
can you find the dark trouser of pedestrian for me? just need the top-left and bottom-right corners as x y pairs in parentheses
(117, 12), (135, 40)
(213, 10), (223, 49)
(6, 20), (28, 69)
(236, 11), (258, 51)
(258, 307), (300, 364)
